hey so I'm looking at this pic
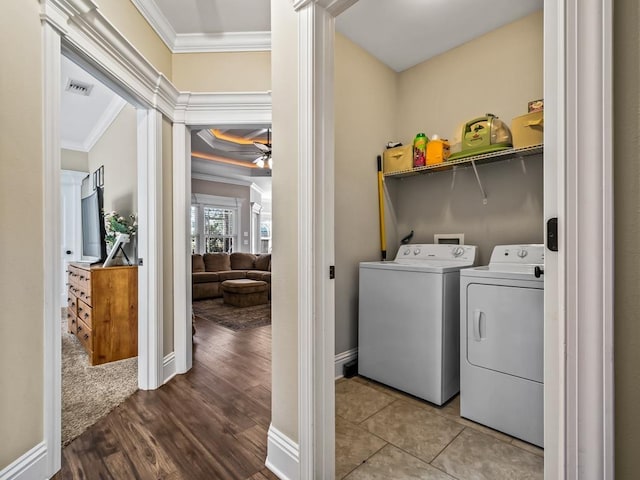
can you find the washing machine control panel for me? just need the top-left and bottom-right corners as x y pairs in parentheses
(489, 245), (545, 266)
(396, 244), (477, 263)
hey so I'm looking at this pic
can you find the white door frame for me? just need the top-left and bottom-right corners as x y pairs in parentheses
(172, 93), (272, 375)
(294, 0), (614, 478)
(41, 0), (171, 476)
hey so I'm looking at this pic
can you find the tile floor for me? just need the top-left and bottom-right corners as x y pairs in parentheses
(336, 377), (543, 480)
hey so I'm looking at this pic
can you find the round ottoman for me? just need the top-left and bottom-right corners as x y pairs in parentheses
(221, 279), (269, 307)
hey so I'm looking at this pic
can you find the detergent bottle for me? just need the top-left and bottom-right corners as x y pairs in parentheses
(413, 133), (428, 167)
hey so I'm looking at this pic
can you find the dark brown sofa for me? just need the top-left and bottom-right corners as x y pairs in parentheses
(192, 252), (271, 300)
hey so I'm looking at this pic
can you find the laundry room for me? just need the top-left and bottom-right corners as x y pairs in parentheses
(334, 1), (545, 478)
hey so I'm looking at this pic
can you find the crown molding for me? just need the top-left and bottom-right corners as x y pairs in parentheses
(293, 0), (358, 16)
(130, 0), (271, 53)
(130, 0), (176, 49)
(81, 95), (127, 151)
(173, 31), (271, 53)
(174, 92), (272, 125)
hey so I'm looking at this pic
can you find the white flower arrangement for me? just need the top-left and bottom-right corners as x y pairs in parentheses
(104, 211), (137, 246)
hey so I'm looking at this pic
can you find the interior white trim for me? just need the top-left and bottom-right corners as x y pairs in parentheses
(130, 0), (271, 53)
(174, 32), (271, 53)
(266, 424), (300, 480)
(543, 0), (565, 476)
(174, 92), (272, 126)
(564, 0), (614, 477)
(41, 15), (63, 479)
(0, 442), (48, 480)
(295, 2), (337, 478)
(130, 0), (176, 50)
(64, 96), (127, 152)
(49, 0), (179, 119)
(335, 348), (357, 380)
(163, 352), (176, 383)
(136, 108), (164, 391)
(173, 123), (192, 375)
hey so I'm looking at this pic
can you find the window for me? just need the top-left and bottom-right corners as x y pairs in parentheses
(191, 195), (241, 254)
(191, 206), (198, 254)
(260, 221), (271, 253)
(203, 206), (235, 253)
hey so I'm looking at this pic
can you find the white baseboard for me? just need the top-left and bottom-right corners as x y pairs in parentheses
(163, 352), (176, 384)
(0, 442), (47, 480)
(265, 424), (299, 480)
(335, 348), (358, 380)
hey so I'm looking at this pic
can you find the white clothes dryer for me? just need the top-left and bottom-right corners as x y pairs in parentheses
(358, 244), (477, 405)
(460, 244), (544, 447)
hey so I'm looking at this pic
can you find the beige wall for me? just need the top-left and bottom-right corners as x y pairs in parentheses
(270, 0), (299, 442)
(88, 104), (138, 260)
(393, 11), (544, 265)
(172, 52), (271, 92)
(0, 0), (44, 469)
(162, 117), (174, 356)
(95, 0), (172, 79)
(61, 148), (89, 172)
(334, 33), (398, 355)
(614, 0), (640, 476)
(397, 11), (543, 146)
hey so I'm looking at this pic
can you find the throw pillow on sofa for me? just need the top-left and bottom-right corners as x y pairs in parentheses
(204, 253), (231, 271)
(230, 252), (256, 270)
(255, 254), (271, 271)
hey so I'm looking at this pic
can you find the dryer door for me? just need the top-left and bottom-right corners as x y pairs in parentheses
(466, 283), (543, 383)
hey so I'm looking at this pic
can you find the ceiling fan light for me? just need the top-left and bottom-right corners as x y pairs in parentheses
(267, 157), (273, 169)
(256, 158), (265, 168)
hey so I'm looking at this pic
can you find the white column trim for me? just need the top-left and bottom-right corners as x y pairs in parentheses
(564, 0), (614, 478)
(297, 3), (336, 478)
(543, 0), (566, 477)
(173, 123), (192, 375)
(41, 16), (63, 479)
(266, 424), (300, 480)
(136, 109), (164, 390)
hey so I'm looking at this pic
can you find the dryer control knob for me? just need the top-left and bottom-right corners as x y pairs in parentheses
(517, 249), (528, 258)
(414, 248), (421, 255)
(403, 248), (411, 255)
(452, 246), (465, 257)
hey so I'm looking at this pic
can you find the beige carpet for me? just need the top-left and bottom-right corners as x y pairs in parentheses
(192, 298), (271, 331)
(62, 315), (137, 446)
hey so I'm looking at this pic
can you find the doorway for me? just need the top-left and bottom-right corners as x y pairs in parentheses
(288, 0), (614, 478)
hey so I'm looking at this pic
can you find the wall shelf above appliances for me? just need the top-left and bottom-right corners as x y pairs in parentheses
(383, 144), (543, 205)
(383, 144), (543, 179)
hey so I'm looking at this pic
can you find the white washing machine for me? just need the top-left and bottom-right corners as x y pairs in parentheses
(358, 244), (477, 405)
(460, 244), (544, 447)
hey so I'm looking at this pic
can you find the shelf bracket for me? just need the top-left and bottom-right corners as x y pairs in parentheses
(470, 160), (488, 205)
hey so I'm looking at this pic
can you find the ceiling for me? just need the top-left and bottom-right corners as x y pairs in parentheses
(135, 0), (542, 71)
(60, 56), (126, 152)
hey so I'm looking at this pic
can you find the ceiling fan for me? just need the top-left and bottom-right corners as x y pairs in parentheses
(252, 128), (272, 169)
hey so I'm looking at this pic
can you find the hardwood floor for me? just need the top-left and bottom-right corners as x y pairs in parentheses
(54, 314), (276, 480)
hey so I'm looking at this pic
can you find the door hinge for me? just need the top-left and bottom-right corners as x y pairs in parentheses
(329, 265), (335, 279)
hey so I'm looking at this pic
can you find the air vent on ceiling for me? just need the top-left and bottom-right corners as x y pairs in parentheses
(65, 78), (94, 96)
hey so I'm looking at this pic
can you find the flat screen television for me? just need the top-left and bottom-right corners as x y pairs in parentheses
(81, 187), (106, 262)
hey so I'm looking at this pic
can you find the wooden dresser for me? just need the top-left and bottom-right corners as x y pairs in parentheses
(66, 262), (138, 365)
